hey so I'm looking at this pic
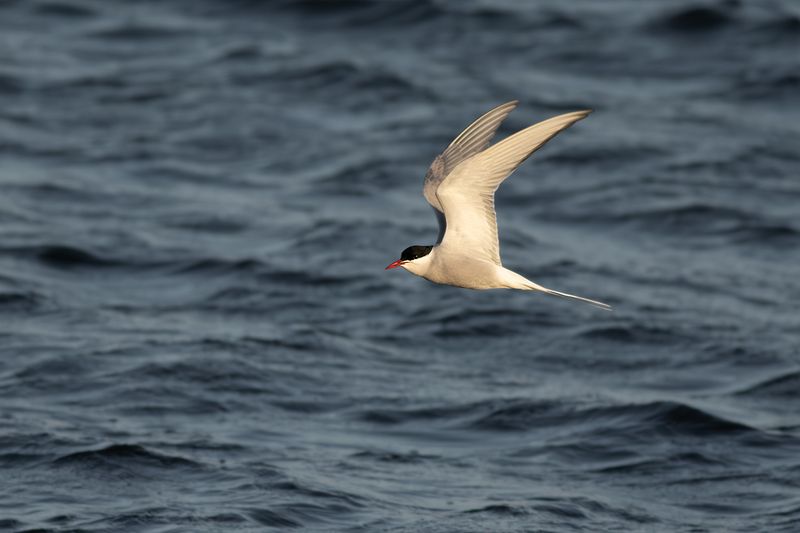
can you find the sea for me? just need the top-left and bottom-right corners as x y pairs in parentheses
(1, 0), (799, 531)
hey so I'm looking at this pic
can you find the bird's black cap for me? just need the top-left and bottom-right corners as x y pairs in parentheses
(400, 245), (432, 261)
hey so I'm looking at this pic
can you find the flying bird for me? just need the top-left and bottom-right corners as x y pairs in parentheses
(385, 101), (611, 310)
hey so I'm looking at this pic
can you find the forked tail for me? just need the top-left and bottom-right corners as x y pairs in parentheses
(499, 268), (611, 310)
(523, 280), (612, 311)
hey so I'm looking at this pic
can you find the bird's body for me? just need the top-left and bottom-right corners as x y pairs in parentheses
(386, 101), (611, 310)
(403, 250), (502, 289)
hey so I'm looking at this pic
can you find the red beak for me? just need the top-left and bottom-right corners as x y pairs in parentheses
(385, 259), (405, 270)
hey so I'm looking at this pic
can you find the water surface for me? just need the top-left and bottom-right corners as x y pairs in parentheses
(1, 0), (799, 531)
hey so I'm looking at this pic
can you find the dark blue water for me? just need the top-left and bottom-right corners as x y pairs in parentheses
(1, 0), (799, 531)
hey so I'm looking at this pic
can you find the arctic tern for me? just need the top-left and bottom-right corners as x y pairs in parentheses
(385, 100), (611, 310)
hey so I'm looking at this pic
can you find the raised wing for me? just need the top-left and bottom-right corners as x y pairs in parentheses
(423, 101), (518, 243)
(436, 110), (591, 265)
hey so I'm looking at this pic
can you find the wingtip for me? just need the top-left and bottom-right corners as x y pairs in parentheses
(498, 100), (519, 111)
(558, 109), (593, 123)
(565, 109), (592, 124)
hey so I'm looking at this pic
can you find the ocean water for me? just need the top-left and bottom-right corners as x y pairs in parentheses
(1, 0), (799, 531)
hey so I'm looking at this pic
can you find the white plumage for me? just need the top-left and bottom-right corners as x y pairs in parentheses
(387, 101), (611, 310)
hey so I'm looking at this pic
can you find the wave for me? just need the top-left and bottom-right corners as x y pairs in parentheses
(107, 386), (231, 416)
(278, 61), (362, 86)
(648, 5), (734, 32)
(357, 399), (488, 426)
(647, 3), (800, 46)
(53, 444), (202, 472)
(726, 223), (800, 244)
(475, 400), (753, 436)
(265, 268), (362, 287)
(247, 60), (429, 103)
(95, 506), (253, 530)
(12, 355), (95, 395)
(350, 449), (438, 464)
(0, 291), (45, 312)
(2, 244), (360, 287)
(213, 43), (265, 62)
(736, 370), (800, 398)
(465, 504), (530, 517)
(603, 202), (799, 244)
(132, 160), (222, 185)
(247, 502), (359, 528)
(733, 71), (800, 100)
(269, 479), (366, 509)
(276, 0), (444, 26)
(540, 144), (667, 166)
(33, 1), (97, 18)
(36, 244), (119, 268)
(617, 202), (747, 226)
(275, 0), (579, 30)
(576, 324), (681, 344)
(594, 451), (725, 474)
(160, 213), (250, 234)
(273, 0), (374, 13)
(755, 13), (800, 36)
(0, 243), (134, 270)
(358, 398), (756, 438)
(88, 22), (196, 41)
(246, 508), (301, 528)
(237, 476), (365, 528)
(0, 71), (23, 95)
(171, 257), (264, 275)
(118, 357), (277, 396)
(465, 496), (656, 524)
(391, 303), (564, 337)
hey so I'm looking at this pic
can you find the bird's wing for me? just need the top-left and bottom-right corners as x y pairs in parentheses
(423, 101), (518, 243)
(436, 110), (591, 265)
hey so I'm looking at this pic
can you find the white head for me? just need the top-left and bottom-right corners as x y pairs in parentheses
(385, 245), (433, 277)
